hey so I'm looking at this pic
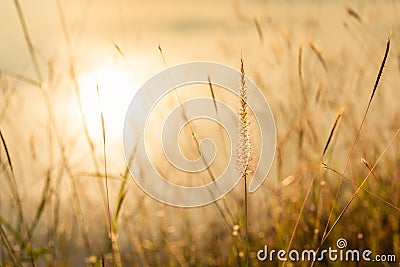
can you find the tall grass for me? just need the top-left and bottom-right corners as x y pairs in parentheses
(320, 33), (392, 249)
(238, 58), (250, 267)
(0, 1), (399, 266)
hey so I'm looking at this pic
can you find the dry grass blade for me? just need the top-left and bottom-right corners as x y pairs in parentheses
(370, 36), (391, 103)
(14, 0), (92, 255)
(346, 6), (363, 23)
(0, 215), (23, 243)
(283, 172), (318, 267)
(319, 126), (400, 249)
(0, 130), (23, 267)
(208, 75), (231, 160)
(114, 189), (127, 223)
(0, 127), (34, 265)
(191, 132), (236, 228)
(322, 162), (400, 212)
(321, 108), (344, 158)
(113, 42), (137, 76)
(314, 83), (323, 103)
(0, 69), (41, 88)
(157, 47), (236, 228)
(309, 42), (327, 71)
(0, 129), (14, 175)
(0, 225), (22, 267)
(113, 42), (124, 57)
(158, 44), (168, 67)
(345, 33), (390, 172)
(297, 45), (304, 90)
(13, 0), (43, 82)
(96, 84), (110, 230)
(361, 157), (386, 192)
(322, 33), (391, 242)
(297, 45), (307, 106)
(56, 0), (96, 154)
(253, 17), (264, 44)
(29, 173), (52, 235)
(57, 0), (110, 219)
(113, 144), (137, 227)
(77, 172), (121, 180)
(96, 85), (122, 267)
(207, 75), (219, 114)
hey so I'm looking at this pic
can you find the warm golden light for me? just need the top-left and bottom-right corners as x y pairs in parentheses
(75, 63), (138, 141)
(1, 0), (398, 265)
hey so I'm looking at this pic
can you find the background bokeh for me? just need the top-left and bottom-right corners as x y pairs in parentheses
(0, 0), (399, 266)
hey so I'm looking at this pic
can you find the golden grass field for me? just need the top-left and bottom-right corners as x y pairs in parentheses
(0, 0), (400, 266)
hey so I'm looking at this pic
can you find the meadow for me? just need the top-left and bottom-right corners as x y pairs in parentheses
(0, 0), (399, 266)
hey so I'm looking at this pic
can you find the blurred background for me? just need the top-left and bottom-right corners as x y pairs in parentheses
(0, 0), (399, 266)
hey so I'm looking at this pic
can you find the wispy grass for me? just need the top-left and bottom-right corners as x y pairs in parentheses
(1, 1), (400, 266)
(96, 84), (122, 267)
(238, 58), (250, 266)
(13, 0), (93, 257)
(0, 127), (29, 266)
(157, 45), (237, 229)
(56, 0), (109, 223)
(321, 108), (344, 158)
(319, 125), (400, 251)
(322, 33), (391, 244)
(252, 17), (264, 44)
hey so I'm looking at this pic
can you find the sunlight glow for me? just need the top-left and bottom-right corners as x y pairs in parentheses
(76, 63), (138, 142)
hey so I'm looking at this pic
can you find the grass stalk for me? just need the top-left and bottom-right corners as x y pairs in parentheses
(321, 108), (344, 159)
(238, 58), (250, 266)
(157, 46), (236, 228)
(252, 17), (264, 44)
(13, 0), (92, 256)
(322, 33), (391, 242)
(322, 163), (400, 212)
(318, 126), (400, 250)
(96, 85), (122, 267)
(285, 107), (344, 267)
(0, 127), (34, 265)
(0, 224), (21, 267)
(55, 0), (109, 220)
(12, 0), (43, 82)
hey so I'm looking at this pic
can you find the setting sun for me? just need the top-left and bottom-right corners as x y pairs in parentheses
(75, 63), (138, 141)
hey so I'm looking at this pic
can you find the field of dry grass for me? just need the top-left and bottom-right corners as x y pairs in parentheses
(0, 0), (400, 266)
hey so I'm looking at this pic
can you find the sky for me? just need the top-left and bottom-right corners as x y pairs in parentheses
(0, 0), (397, 178)
(1, 0), (379, 76)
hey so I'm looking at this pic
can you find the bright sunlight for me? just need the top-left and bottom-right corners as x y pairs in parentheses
(75, 62), (138, 142)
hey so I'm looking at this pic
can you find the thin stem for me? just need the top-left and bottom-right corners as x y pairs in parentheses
(322, 33), (391, 242)
(244, 175), (249, 267)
